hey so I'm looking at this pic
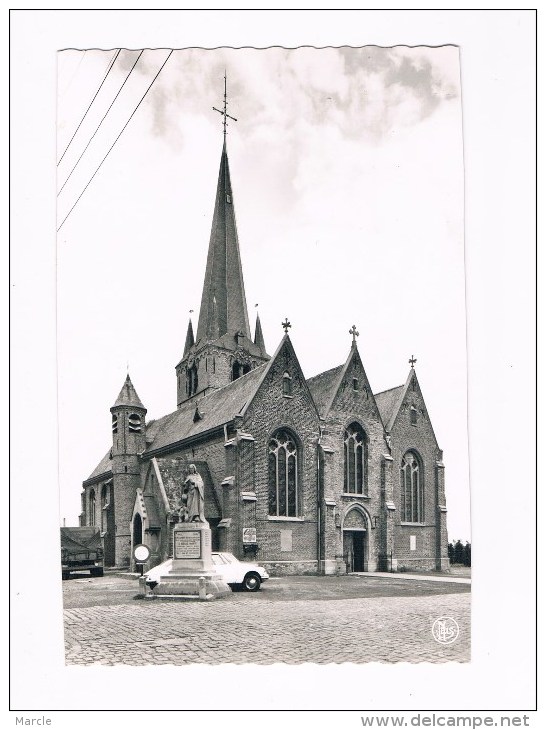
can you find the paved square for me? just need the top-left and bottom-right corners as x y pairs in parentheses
(63, 574), (470, 665)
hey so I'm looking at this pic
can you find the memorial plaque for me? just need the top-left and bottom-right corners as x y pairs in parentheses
(174, 530), (201, 559)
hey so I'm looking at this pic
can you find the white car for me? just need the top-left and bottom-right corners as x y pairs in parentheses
(144, 552), (269, 592)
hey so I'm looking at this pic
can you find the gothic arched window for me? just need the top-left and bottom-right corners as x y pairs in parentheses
(232, 360), (251, 381)
(100, 485), (108, 532)
(186, 365), (198, 396)
(268, 430), (299, 517)
(401, 451), (424, 523)
(344, 423), (368, 494)
(111, 414), (118, 434)
(89, 489), (96, 526)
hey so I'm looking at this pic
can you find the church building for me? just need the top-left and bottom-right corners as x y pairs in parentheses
(80, 108), (449, 575)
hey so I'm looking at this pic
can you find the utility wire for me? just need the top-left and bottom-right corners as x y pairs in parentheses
(57, 48), (121, 167)
(58, 50), (144, 196)
(57, 50), (173, 233)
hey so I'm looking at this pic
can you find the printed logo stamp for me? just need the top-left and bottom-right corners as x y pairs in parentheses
(432, 616), (460, 644)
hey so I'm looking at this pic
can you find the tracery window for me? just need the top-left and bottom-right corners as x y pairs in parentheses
(400, 451), (424, 523)
(268, 430), (299, 517)
(344, 423), (368, 494)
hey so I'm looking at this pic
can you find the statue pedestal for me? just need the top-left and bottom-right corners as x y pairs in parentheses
(152, 521), (230, 600)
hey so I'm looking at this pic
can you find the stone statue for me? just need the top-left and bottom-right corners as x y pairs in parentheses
(184, 464), (205, 522)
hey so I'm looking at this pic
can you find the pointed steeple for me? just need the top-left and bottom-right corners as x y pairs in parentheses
(254, 311), (266, 353)
(196, 141), (251, 344)
(112, 374), (145, 410)
(183, 319), (195, 358)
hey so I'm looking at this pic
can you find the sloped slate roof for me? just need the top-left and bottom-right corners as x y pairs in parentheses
(144, 363), (268, 454)
(374, 385), (404, 428)
(306, 365), (344, 417)
(85, 449), (112, 482)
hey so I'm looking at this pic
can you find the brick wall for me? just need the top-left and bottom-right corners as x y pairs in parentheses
(242, 338), (321, 573)
(389, 373), (447, 570)
(320, 348), (389, 572)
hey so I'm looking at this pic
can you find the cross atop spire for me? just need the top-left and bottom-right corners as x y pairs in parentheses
(282, 318), (291, 334)
(212, 72), (237, 141)
(349, 324), (359, 344)
(409, 355), (417, 368)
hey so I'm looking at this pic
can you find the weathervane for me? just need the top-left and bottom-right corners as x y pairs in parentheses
(349, 325), (359, 344)
(409, 355), (417, 368)
(282, 318), (292, 334)
(213, 72), (237, 141)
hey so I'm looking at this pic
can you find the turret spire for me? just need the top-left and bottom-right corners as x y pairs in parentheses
(183, 318), (195, 358)
(254, 311), (266, 353)
(112, 373), (145, 411)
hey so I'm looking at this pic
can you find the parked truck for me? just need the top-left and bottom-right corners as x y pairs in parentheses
(61, 527), (104, 579)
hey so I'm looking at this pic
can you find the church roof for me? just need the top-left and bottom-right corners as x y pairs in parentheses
(84, 449), (112, 483)
(195, 141), (251, 344)
(306, 365), (344, 417)
(144, 362), (268, 454)
(112, 374), (146, 410)
(374, 385), (405, 429)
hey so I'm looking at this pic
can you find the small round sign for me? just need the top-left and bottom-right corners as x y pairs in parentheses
(133, 544), (150, 563)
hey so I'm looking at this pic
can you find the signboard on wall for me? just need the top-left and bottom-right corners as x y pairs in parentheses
(242, 528), (257, 544)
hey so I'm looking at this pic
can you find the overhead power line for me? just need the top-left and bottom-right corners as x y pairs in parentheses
(58, 50), (144, 196)
(57, 50), (173, 233)
(57, 48), (121, 167)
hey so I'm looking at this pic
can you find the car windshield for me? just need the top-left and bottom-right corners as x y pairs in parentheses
(211, 554), (226, 565)
(220, 554), (237, 564)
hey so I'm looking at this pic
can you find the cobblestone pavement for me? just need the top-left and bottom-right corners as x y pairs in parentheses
(63, 575), (470, 665)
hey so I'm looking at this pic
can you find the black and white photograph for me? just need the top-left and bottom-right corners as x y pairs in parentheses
(10, 8), (536, 720)
(56, 43), (469, 665)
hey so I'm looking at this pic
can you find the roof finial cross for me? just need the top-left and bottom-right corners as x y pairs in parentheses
(282, 318), (291, 334)
(409, 355), (417, 368)
(212, 72), (237, 141)
(349, 324), (359, 343)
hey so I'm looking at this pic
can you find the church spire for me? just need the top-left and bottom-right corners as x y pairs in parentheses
(183, 318), (195, 358)
(195, 140), (251, 343)
(254, 311), (266, 353)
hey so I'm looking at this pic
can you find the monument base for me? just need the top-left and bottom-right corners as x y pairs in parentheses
(143, 521), (231, 600)
(151, 570), (231, 600)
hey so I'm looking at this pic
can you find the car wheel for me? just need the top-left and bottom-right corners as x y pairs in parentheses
(90, 567), (103, 577)
(62, 571), (69, 580)
(242, 572), (261, 592)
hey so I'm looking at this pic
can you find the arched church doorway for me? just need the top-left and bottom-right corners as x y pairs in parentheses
(342, 507), (369, 573)
(132, 513), (143, 549)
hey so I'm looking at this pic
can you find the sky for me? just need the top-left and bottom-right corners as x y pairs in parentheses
(56, 45), (469, 541)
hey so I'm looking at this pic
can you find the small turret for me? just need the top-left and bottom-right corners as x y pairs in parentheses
(183, 319), (195, 358)
(254, 311), (266, 354)
(109, 373), (147, 566)
(110, 373), (147, 457)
